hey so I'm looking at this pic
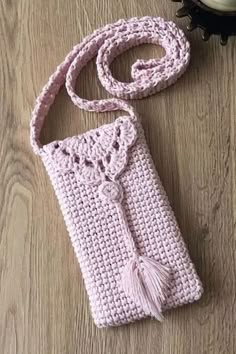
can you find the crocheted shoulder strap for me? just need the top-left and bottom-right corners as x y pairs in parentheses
(30, 16), (190, 154)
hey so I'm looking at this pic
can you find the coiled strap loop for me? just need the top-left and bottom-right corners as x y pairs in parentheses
(30, 16), (190, 154)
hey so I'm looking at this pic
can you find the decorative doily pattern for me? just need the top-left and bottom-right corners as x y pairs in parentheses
(42, 116), (137, 185)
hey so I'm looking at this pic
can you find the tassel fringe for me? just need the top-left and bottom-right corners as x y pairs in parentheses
(121, 256), (170, 321)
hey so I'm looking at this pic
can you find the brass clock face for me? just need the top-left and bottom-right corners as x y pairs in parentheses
(172, 0), (236, 45)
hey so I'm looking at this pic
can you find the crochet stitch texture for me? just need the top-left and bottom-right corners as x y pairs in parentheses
(30, 17), (203, 327)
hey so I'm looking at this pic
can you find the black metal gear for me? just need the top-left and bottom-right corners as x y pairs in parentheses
(172, 0), (236, 45)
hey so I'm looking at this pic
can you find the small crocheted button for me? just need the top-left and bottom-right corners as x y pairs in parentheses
(98, 181), (123, 203)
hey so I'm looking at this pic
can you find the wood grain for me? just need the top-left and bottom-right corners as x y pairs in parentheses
(0, 0), (236, 353)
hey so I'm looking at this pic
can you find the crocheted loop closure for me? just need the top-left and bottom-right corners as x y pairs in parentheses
(98, 181), (123, 204)
(30, 16), (190, 154)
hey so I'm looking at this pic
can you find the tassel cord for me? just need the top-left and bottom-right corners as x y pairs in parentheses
(115, 201), (170, 321)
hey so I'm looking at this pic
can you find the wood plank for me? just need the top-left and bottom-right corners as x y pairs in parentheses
(0, 0), (236, 353)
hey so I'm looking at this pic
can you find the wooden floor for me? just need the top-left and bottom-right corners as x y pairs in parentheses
(1, 1), (236, 353)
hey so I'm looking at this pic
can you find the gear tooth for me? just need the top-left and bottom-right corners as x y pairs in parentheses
(220, 34), (228, 46)
(176, 6), (190, 18)
(172, 0), (235, 45)
(187, 20), (197, 32)
(202, 29), (211, 42)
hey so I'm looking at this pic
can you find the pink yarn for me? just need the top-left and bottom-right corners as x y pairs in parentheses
(30, 17), (190, 153)
(30, 17), (203, 327)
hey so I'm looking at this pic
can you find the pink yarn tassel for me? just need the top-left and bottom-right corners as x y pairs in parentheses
(121, 256), (170, 321)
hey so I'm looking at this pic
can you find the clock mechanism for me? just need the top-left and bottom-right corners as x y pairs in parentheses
(172, 0), (236, 45)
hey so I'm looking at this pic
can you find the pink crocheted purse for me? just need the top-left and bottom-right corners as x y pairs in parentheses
(30, 17), (203, 327)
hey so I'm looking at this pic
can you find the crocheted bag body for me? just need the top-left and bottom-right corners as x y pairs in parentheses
(31, 17), (203, 327)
